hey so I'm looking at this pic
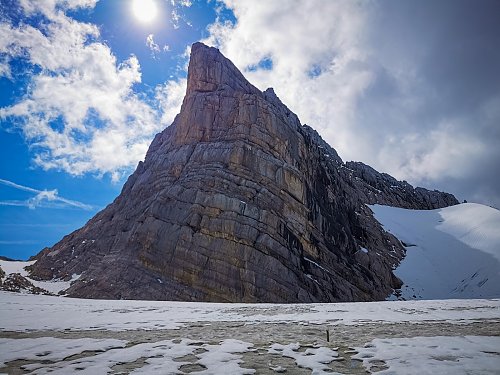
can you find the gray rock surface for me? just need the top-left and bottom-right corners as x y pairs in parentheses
(29, 43), (458, 302)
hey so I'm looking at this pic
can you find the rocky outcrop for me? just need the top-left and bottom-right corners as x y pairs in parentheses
(344, 161), (458, 209)
(28, 43), (458, 302)
(0, 271), (48, 294)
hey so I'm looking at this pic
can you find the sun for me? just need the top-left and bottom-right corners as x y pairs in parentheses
(132, 0), (158, 23)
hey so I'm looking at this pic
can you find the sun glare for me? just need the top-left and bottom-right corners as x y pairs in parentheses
(132, 0), (158, 23)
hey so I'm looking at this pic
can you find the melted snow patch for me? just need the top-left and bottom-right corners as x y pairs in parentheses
(268, 343), (339, 374)
(352, 335), (500, 374)
(197, 339), (255, 374)
(0, 338), (255, 374)
(0, 337), (127, 367)
(31, 273), (81, 295)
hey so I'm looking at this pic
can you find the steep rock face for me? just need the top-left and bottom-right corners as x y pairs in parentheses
(30, 43), (458, 302)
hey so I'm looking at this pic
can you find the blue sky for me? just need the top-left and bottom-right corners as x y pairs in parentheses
(1, 0), (499, 260)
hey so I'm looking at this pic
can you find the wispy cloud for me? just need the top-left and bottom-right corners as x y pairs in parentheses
(146, 34), (161, 55)
(0, 178), (93, 210)
(146, 34), (171, 58)
(169, 0), (193, 29)
(171, 0), (193, 7)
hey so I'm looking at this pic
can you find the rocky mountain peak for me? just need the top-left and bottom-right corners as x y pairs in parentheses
(186, 42), (261, 96)
(27, 42), (459, 303)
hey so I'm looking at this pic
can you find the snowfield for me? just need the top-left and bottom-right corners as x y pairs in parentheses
(1, 293), (500, 332)
(371, 203), (500, 300)
(0, 292), (499, 374)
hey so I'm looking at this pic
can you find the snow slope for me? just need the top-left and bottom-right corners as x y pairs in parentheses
(371, 203), (500, 300)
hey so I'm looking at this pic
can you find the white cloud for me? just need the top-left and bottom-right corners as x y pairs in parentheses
(378, 122), (485, 182)
(171, 9), (181, 29)
(0, 0), (177, 181)
(0, 178), (93, 210)
(146, 35), (171, 57)
(155, 78), (187, 127)
(146, 34), (160, 54)
(18, 0), (99, 20)
(169, 0), (193, 29)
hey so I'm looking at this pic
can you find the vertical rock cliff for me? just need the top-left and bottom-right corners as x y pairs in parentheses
(29, 43), (458, 302)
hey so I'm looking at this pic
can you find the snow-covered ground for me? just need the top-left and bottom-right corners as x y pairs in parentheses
(1, 292), (500, 332)
(0, 292), (499, 374)
(371, 203), (500, 300)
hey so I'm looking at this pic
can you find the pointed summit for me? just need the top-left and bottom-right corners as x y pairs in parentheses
(186, 42), (261, 96)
